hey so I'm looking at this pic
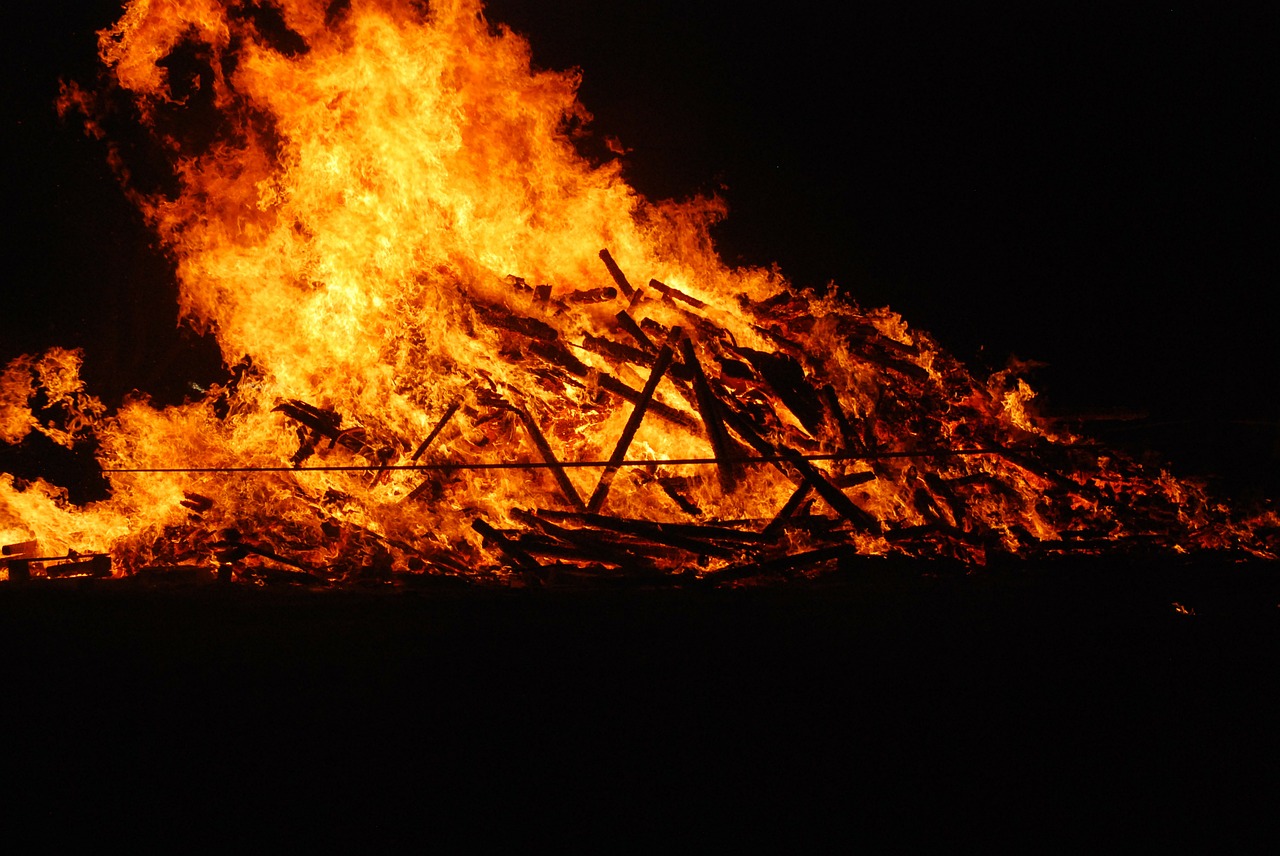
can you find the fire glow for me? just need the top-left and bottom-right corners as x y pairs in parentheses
(0, 0), (1274, 585)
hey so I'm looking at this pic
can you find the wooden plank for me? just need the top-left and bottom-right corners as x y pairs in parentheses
(528, 340), (698, 430)
(716, 394), (882, 535)
(679, 337), (738, 493)
(647, 278), (708, 310)
(472, 518), (543, 575)
(513, 405), (586, 511)
(598, 248), (635, 297)
(732, 347), (825, 436)
(762, 483), (814, 539)
(581, 333), (652, 367)
(819, 383), (864, 453)
(471, 300), (558, 341)
(586, 337), (679, 513)
(568, 286), (617, 304)
(615, 310), (655, 352)
(410, 399), (461, 462)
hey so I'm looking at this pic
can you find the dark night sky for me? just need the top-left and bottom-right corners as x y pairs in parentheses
(5, 2), (1278, 493)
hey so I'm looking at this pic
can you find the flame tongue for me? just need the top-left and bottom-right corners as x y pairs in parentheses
(0, 0), (1274, 582)
(105, 0), (679, 413)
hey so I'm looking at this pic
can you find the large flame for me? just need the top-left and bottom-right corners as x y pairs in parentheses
(1, 0), (1273, 583)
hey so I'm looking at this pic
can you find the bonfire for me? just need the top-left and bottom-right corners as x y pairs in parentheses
(1, 0), (1274, 586)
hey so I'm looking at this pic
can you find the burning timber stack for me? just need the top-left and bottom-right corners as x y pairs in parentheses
(3, 250), (1275, 588)
(1, 1), (1277, 586)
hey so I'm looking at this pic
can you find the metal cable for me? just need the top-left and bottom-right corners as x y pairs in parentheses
(102, 444), (1100, 474)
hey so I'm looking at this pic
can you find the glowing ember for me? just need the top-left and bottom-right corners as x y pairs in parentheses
(0, 0), (1274, 584)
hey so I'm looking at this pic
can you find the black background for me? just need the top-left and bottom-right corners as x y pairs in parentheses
(5, 1), (1278, 492)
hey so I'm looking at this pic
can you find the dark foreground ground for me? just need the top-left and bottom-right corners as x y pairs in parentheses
(1, 555), (1276, 849)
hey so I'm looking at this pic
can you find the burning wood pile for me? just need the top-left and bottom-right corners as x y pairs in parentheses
(1, 0), (1275, 586)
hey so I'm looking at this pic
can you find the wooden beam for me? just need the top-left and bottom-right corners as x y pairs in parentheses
(586, 336), (679, 513)
(411, 399), (461, 462)
(598, 248), (636, 297)
(679, 337), (738, 493)
(513, 405), (586, 511)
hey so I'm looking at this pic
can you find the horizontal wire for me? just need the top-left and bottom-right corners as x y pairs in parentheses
(101, 444), (1100, 475)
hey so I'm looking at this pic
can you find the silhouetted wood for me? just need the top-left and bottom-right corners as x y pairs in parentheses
(510, 509), (662, 571)
(639, 316), (670, 343)
(819, 383), (863, 452)
(856, 344), (930, 380)
(923, 471), (968, 525)
(568, 286), (617, 304)
(782, 450), (882, 534)
(598, 248), (635, 297)
(219, 530), (322, 577)
(472, 518), (542, 574)
(762, 483), (814, 539)
(737, 288), (801, 316)
(274, 399), (341, 437)
(913, 485), (946, 523)
(180, 492), (214, 514)
(411, 399), (461, 462)
(716, 397), (882, 535)
(750, 324), (806, 356)
(648, 278), (707, 310)
(529, 340), (698, 430)
(44, 554), (112, 578)
(473, 301), (558, 341)
(513, 404), (586, 511)
(717, 355), (754, 380)
(658, 478), (702, 516)
(1, 541), (37, 583)
(885, 522), (941, 542)
(581, 333), (652, 367)
(679, 337), (738, 493)
(614, 310), (655, 351)
(274, 399), (383, 461)
(733, 347), (825, 436)
(587, 339), (678, 512)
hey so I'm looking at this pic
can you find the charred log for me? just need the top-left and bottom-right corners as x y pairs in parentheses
(472, 517), (544, 578)
(411, 399), (461, 462)
(732, 347), (825, 436)
(598, 248), (635, 297)
(587, 338), (678, 513)
(819, 384), (864, 453)
(513, 404), (586, 511)
(679, 337), (739, 493)
(528, 340), (698, 430)
(615, 310), (655, 352)
(581, 333), (652, 368)
(762, 483), (814, 539)
(647, 278), (708, 310)
(472, 301), (559, 342)
(568, 286), (618, 304)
